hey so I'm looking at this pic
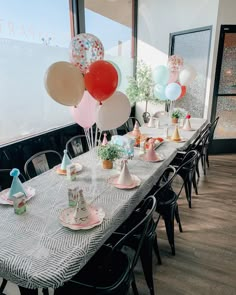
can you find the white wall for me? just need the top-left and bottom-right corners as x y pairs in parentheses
(137, 0), (220, 121)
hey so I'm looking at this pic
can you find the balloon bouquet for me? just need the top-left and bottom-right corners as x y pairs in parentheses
(153, 55), (196, 117)
(44, 33), (131, 150)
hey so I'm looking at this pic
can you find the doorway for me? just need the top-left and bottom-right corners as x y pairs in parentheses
(211, 25), (236, 153)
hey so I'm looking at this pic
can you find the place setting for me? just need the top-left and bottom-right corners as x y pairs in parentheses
(0, 168), (36, 206)
(59, 188), (105, 230)
(55, 149), (83, 180)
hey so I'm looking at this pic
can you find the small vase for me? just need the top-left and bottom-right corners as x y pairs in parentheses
(172, 117), (178, 124)
(102, 160), (113, 169)
(142, 112), (150, 123)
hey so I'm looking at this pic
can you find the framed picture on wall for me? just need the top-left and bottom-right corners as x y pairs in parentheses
(169, 26), (212, 118)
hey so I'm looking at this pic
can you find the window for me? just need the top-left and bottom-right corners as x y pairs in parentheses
(0, 0), (74, 145)
(84, 0), (135, 93)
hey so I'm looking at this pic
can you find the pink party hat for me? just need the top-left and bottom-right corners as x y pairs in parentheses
(132, 121), (141, 137)
(117, 160), (133, 186)
(61, 149), (72, 171)
(102, 133), (108, 146)
(73, 189), (90, 223)
(8, 168), (26, 200)
(144, 140), (159, 161)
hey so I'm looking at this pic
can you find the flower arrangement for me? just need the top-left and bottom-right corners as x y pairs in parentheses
(97, 144), (124, 162)
(171, 108), (186, 119)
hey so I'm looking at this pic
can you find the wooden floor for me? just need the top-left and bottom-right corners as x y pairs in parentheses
(134, 154), (236, 295)
(2, 155), (236, 295)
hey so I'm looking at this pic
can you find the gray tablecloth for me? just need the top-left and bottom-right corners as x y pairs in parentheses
(0, 118), (207, 289)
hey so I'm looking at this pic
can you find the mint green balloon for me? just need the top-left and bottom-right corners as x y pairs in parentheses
(154, 84), (167, 101)
(153, 65), (169, 85)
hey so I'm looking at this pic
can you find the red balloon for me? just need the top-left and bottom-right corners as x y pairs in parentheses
(84, 60), (118, 102)
(177, 85), (187, 100)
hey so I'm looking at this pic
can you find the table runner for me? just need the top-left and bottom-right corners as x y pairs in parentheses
(0, 118), (207, 289)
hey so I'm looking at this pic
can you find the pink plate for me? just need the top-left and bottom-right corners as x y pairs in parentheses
(56, 163), (83, 175)
(139, 153), (165, 163)
(0, 187), (36, 205)
(59, 206), (105, 230)
(108, 174), (141, 189)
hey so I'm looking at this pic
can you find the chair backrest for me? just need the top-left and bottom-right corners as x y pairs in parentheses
(177, 150), (198, 172)
(112, 196), (156, 270)
(24, 150), (62, 179)
(187, 123), (211, 152)
(153, 165), (177, 201)
(65, 135), (87, 158)
(209, 116), (219, 144)
(0, 169), (26, 191)
(124, 117), (141, 133)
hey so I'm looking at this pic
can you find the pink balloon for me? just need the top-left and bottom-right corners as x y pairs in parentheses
(168, 71), (179, 83)
(71, 91), (98, 128)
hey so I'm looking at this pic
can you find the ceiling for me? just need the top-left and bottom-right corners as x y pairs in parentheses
(85, 0), (132, 28)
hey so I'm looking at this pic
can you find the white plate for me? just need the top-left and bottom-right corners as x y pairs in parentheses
(139, 153), (165, 163)
(59, 206), (105, 230)
(108, 174), (141, 189)
(0, 186), (36, 205)
(165, 136), (188, 143)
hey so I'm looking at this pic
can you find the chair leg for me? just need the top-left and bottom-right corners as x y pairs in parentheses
(196, 159), (200, 180)
(153, 233), (162, 265)
(206, 150), (210, 168)
(42, 288), (49, 295)
(18, 286), (38, 295)
(192, 170), (198, 195)
(0, 279), (7, 293)
(162, 208), (175, 255)
(131, 276), (139, 295)
(175, 204), (183, 233)
(140, 238), (155, 295)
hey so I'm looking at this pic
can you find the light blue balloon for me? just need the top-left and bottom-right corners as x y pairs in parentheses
(153, 65), (170, 85)
(165, 83), (181, 101)
(154, 84), (168, 101)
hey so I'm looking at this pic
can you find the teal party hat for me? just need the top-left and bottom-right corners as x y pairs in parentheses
(8, 168), (26, 200)
(61, 150), (72, 170)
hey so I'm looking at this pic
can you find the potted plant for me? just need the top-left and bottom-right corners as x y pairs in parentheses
(97, 144), (124, 169)
(171, 108), (186, 124)
(126, 60), (158, 123)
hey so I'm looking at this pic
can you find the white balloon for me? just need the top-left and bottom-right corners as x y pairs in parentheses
(179, 65), (197, 86)
(96, 91), (131, 131)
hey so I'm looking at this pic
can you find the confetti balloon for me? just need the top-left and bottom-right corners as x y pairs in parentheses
(168, 55), (184, 72)
(69, 33), (104, 74)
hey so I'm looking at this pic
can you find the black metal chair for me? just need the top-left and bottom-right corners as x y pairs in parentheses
(205, 116), (219, 168)
(171, 150), (199, 208)
(0, 278), (7, 295)
(106, 198), (162, 295)
(151, 166), (183, 256)
(65, 135), (88, 159)
(24, 150), (62, 179)
(54, 196), (156, 295)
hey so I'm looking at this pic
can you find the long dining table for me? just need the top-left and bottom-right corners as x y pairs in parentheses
(0, 118), (207, 291)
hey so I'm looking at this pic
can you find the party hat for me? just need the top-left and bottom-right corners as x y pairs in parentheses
(8, 168), (26, 200)
(61, 150), (72, 171)
(183, 115), (192, 131)
(117, 160), (133, 186)
(73, 189), (90, 223)
(144, 140), (159, 161)
(102, 133), (108, 146)
(132, 121), (141, 137)
(171, 125), (181, 141)
(148, 115), (155, 128)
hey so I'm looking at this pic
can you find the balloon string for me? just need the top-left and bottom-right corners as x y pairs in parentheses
(95, 125), (98, 147)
